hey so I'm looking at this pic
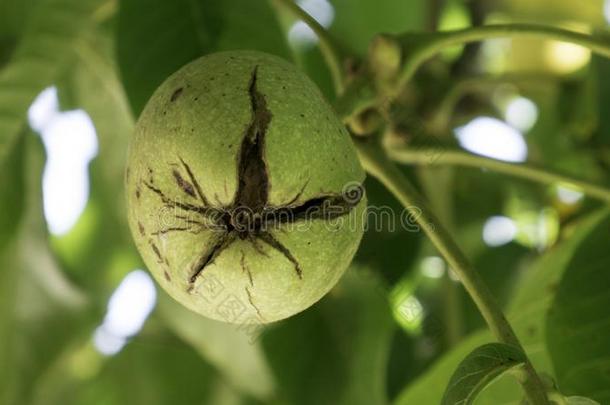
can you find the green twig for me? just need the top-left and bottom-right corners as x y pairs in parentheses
(273, 0), (345, 93)
(389, 147), (610, 204)
(393, 23), (610, 97)
(354, 138), (549, 404)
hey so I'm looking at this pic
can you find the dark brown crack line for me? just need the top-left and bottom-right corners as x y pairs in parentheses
(234, 66), (272, 212)
(189, 232), (237, 284)
(257, 232), (302, 279)
(148, 239), (164, 263)
(240, 251), (254, 286)
(144, 181), (204, 213)
(172, 169), (196, 198)
(144, 181), (219, 220)
(283, 179), (310, 206)
(179, 157), (211, 206)
(170, 87), (183, 102)
(243, 233), (269, 258)
(152, 226), (200, 236)
(264, 193), (362, 226)
(153, 221), (226, 236)
(245, 286), (264, 320)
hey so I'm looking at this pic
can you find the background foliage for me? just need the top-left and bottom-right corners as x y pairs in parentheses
(1, 0), (609, 404)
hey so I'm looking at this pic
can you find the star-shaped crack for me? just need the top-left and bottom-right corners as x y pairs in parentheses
(142, 66), (362, 291)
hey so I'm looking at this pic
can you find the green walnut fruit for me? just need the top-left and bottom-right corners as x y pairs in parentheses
(126, 50), (366, 324)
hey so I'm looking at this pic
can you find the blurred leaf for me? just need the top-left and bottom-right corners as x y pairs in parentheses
(292, 46), (335, 102)
(0, 128), (26, 250)
(441, 343), (526, 405)
(157, 292), (276, 401)
(0, 132), (91, 405)
(546, 212), (610, 403)
(0, 0), (42, 68)
(52, 23), (139, 295)
(322, 268), (395, 405)
(393, 331), (492, 405)
(566, 396), (601, 405)
(477, 210), (610, 404)
(394, 210), (609, 405)
(0, 238), (20, 405)
(117, 0), (292, 115)
(0, 0), (41, 38)
(525, 82), (604, 186)
(263, 300), (344, 405)
(327, 0), (426, 55)
(263, 267), (394, 405)
(60, 29), (134, 182)
(0, 0), (103, 166)
(70, 333), (219, 405)
(0, 36), (17, 69)
(495, 0), (605, 25)
(592, 56), (610, 147)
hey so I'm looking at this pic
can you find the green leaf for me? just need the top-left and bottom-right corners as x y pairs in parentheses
(0, 128), (26, 250)
(441, 343), (526, 405)
(0, 0), (103, 166)
(566, 396), (601, 405)
(263, 267), (394, 405)
(593, 56), (610, 162)
(65, 331), (219, 405)
(322, 267), (395, 405)
(0, 0), (41, 39)
(476, 210), (610, 404)
(0, 132), (91, 405)
(117, 0), (292, 115)
(0, 0), (40, 68)
(546, 212), (610, 403)
(0, 237), (20, 405)
(393, 331), (493, 405)
(49, 24), (139, 294)
(394, 210), (610, 405)
(327, 0), (426, 55)
(156, 292), (276, 401)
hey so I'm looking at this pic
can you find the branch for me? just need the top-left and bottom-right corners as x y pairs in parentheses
(354, 138), (549, 404)
(273, 0), (345, 93)
(389, 147), (610, 204)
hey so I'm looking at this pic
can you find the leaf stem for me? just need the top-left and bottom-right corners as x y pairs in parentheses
(273, 0), (345, 93)
(389, 147), (610, 204)
(354, 138), (549, 404)
(394, 23), (610, 95)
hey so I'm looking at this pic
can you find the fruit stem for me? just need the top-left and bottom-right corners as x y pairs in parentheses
(392, 23), (610, 97)
(389, 147), (610, 204)
(354, 138), (550, 404)
(273, 0), (345, 93)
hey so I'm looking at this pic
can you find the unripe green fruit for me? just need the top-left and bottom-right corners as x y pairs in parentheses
(126, 51), (366, 324)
